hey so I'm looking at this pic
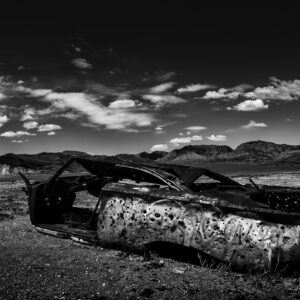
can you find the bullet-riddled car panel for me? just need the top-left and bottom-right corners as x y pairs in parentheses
(21, 157), (300, 272)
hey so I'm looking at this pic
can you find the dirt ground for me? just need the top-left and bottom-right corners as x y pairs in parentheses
(1, 173), (300, 299)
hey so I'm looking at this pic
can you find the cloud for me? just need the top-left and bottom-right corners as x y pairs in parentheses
(177, 84), (215, 94)
(47, 131), (56, 136)
(23, 121), (38, 129)
(0, 92), (5, 100)
(232, 83), (254, 92)
(108, 99), (137, 109)
(43, 92), (154, 130)
(203, 90), (225, 99)
(155, 72), (176, 82)
(0, 131), (36, 138)
(82, 82), (118, 97)
(203, 88), (241, 100)
(142, 94), (186, 107)
(169, 135), (202, 145)
(184, 126), (207, 131)
(285, 118), (293, 122)
(154, 126), (165, 134)
(150, 144), (169, 152)
(71, 58), (93, 69)
(20, 108), (37, 121)
(37, 107), (54, 115)
(228, 99), (269, 111)
(12, 139), (29, 143)
(14, 85), (155, 131)
(149, 82), (175, 93)
(59, 112), (79, 120)
(29, 89), (52, 97)
(244, 77), (300, 101)
(38, 124), (62, 132)
(0, 115), (9, 127)
(242, 120), (268, 129)
(206, 134), (227, 142)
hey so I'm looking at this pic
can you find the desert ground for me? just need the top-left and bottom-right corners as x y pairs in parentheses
(1, 171), (300, 299)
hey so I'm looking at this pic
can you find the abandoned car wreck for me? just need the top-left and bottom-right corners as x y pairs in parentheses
(20, 157), (300, 272)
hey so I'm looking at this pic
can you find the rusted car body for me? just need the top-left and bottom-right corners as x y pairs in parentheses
(21, 158), (300, 272)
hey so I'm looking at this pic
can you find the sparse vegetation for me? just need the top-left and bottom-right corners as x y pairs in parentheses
(1, 173), (300, 299)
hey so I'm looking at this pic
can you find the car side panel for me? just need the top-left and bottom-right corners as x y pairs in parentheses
(97, 183), (300, 271)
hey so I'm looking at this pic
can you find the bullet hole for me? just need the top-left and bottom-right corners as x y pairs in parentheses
(283, 236), (290, 243)
(178, 221), (186, 228)
(170, 226), (177, 233)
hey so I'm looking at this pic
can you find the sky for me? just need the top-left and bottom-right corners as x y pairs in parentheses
(0, 3), (300, 155)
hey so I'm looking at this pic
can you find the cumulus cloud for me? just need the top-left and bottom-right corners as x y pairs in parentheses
(206, 134), (227, 142)
(150, 144), (169, 152)
(149, 82), (175, 93)
(203, 90), (225, 99)
(184, 126), (207, 131)
(47, 131), (56, 136)
(23, 121), (38, 130)
(71, 58), (93, 69)
(169, 135), (202, 146)
(0, 131), (36, 138)
(228, 99), (269, 111)
(20, 108), (36, 121)
(142, 94), (186, 107)
(203, 88), (241, 100)
(108, 99), (137, 109)
(38, 124), (62, 132)
(177, 84), (215, 94)
(244, 77), (300, 101)
(242, 120), (268, 129)
(0, 115), (9, 127)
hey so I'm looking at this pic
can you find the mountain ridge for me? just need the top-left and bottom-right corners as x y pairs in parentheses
(1, 140), (300, 175)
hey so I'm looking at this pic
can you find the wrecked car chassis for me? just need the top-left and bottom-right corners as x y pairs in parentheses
(22, 158), (300, 272)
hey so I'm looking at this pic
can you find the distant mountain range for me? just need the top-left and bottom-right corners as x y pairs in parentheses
(1, 140), (300, 175)
(157, 140), (300, 164)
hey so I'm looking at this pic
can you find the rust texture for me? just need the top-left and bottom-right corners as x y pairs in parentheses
(98, 184), (300, 271)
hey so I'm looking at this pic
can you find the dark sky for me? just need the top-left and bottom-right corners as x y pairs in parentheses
(0, 3), (299, 154)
